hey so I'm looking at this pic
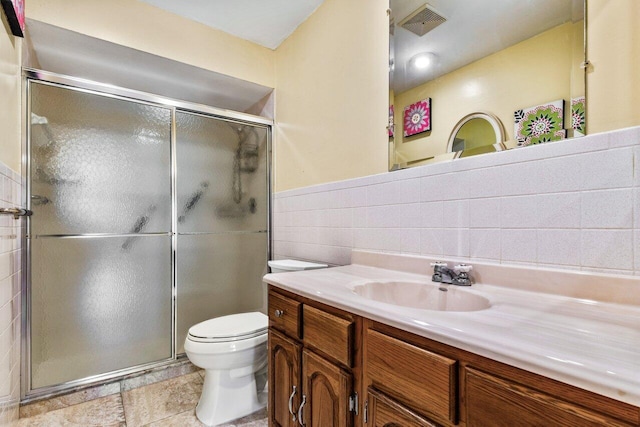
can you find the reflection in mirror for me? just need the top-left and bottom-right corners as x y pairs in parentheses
(448, 113), (505, 158)
(388, 0), (586, 170)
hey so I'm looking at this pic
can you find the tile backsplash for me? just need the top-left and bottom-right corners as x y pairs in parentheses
(273, 126), (640, 276)
(0, 162), (22, 426)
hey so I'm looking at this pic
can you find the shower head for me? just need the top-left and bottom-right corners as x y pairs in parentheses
(31, 112), (55, 146)
(31, 113), (49, 125)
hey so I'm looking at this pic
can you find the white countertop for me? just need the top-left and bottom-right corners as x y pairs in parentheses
(263, 258), (640, 407)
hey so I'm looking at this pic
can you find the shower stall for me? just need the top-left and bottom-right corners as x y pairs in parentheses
(23, 70), (271, 399)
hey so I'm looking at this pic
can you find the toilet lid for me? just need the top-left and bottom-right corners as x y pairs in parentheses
(187, 312), (268, 343)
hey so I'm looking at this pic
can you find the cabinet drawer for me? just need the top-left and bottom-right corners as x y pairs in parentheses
(465, 368), (632, 427)
(302, 305), (354, 367)
(365, 329), (457, 425)
(368, 388), (440, 427)
(269, 291), (302, 339)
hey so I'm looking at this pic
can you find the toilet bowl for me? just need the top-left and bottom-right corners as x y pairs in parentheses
(184, 312), (268, 426)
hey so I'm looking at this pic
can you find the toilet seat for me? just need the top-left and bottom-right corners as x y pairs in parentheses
(187, 312), (267, 343)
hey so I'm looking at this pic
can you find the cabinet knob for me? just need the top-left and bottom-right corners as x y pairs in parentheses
(275, 309), (284, 318)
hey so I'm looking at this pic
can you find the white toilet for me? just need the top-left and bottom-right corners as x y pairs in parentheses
(184, 260), (327, 426)
(184, 312), (268, 426)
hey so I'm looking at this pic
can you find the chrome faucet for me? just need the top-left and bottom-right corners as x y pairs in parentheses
(430, 262), (473, 286)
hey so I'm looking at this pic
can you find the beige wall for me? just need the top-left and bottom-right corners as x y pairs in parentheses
(0, 15), (22, 173)
(26, 0), (275, 88)
(274, 0), (389, 192)
(393, 22), (580, 163)
(587, 0), (640, 133)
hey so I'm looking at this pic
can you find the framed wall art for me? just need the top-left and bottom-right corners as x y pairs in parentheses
(571, 96), (585, 137)
(514, 99), (565, 146)
(403, 98), (431, 137)
(1, 0), (25, 37)
(388, 105), (395, 137)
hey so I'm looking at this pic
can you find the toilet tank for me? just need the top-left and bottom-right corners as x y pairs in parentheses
(267, 259), (328, 273)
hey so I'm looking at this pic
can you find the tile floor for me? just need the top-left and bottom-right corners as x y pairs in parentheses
(17, 371), (267, 426)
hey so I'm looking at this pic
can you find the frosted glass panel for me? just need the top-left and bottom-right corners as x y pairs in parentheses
(26, 79), (271, 394)
(30, 83), (172, 235)
(177, 233), (267, 353)
(30, 236), (172, 389)
(176, 112), (268, 233)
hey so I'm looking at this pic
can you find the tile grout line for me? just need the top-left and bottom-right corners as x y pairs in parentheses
(120, 386), (129, 427)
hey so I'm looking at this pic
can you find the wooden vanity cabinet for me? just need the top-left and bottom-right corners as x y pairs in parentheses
(268, 287), (360, 427)
(268, 286), (639, 427)
(364, 320), (639, 427)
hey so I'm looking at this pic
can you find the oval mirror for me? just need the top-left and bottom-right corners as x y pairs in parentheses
(447, 112), (506, 158)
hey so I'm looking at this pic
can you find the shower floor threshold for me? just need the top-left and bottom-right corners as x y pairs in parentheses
(21, 358), (194, 408)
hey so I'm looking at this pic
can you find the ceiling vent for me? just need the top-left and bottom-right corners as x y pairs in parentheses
(399, 3), (446, 37)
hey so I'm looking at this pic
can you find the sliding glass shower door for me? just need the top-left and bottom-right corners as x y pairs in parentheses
(175, 112), (268, 353)
(26, 75), (271, 396)
(28, 82), (174, 390)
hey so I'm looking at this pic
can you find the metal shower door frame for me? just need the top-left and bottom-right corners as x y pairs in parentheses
(21, 68), (273, 401)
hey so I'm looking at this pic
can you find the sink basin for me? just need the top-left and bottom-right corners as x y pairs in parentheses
(352, 281), (491, 312)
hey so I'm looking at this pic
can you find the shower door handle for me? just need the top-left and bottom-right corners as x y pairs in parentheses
(0, 208), (33, 219)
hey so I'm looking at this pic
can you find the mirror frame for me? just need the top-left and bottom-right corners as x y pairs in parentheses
(446, 112), (506, 154)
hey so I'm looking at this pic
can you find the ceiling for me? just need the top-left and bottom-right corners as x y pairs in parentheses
(138, 0), (582, 92)
(139, 0), (326, 50)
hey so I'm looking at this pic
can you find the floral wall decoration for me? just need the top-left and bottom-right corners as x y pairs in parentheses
(571, 96), (586, 136)
(403, 98), (431, 137)
(1, 0), (25, 37)
(514, 99), (565, 146)
(388, 105), (395, 137)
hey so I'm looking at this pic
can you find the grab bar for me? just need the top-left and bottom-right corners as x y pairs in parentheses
(0, 208), (33, 219)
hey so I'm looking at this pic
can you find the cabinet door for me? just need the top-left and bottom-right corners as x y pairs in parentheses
(465, 368), (632, 427)
(269, 329), (302, 427)
(368, 388), (440, 427)
(300, 349), (353, 427)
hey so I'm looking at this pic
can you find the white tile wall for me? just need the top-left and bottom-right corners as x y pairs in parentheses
(0, 162), (22, 426)
(635, 231), (640, 272)
(581, 189), (633, 229)
(469, 229), (501, 260)
(273, 126), (640, 276)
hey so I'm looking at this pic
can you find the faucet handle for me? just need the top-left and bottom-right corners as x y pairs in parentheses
(430, 262), (448, 283)
(453, 264), (473, 273)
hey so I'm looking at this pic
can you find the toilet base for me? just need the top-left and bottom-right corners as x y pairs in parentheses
(196, 368), (267, 426)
